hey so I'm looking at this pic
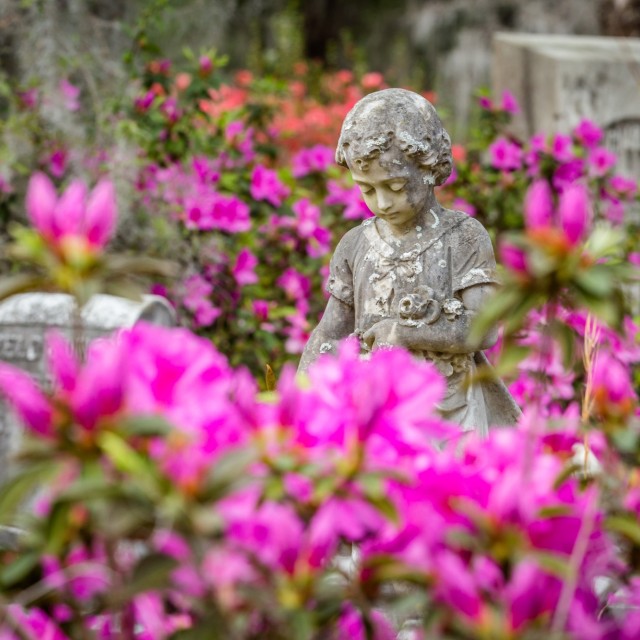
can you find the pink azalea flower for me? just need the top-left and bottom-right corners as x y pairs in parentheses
(277, 267), (311, 301)
(198, 55), (213, 75)
(134, 89), (155, 112)
(325, 180), (373, 219)
(25, 172), (117, 253)
(0, 174), (12, 195)
(0, 363), (54, 437)
(443, 165), (458, 186)
(588, 146), (617, 177)
(361, 72), (385, 90)
(292, 198), (332, 257)
(488, 138), (523, 171)
(181, 274), (221, 327)
(291, 145), (334, 177)
(609, 174), (637, 198)
(18, 87), (38, 109)
(500, 90), (520, 114)
(250, 165), (290, 207)
(478, 95), (493, 110)
(187, 193), (251, 233)
(573, 119), (603, 148)
(336, 605), (395, 640)
(558, 183), (591, 246)
(552, 158), (585, 193)
(232, 248), (259, 286)
(452, 197), (476, 216)
(524, 180), (554, 230)
(551, 134), (574, 162)
(589, 350), (636, 417)
(604, 196), (625, 224)
(224, 120), (245, 142)
(222, 494), (304, 574)
(47, 331), (79, 395)
(3, 606), (69, 640)
(48, 148), (68, 178)
(70, 338), (126, 431)
(43, 546), (110, 602)
(499, 241), (528, 274)
(530, 133), (548, 153)
(251, 299), (270, 321)
(160, 97), (180, 123)
(59, 78), (80, 112)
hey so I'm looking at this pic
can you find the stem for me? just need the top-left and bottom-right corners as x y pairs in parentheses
(550, 489), (597, 636)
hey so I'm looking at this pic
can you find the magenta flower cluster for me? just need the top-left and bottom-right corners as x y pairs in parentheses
(0, 324), (637, 638)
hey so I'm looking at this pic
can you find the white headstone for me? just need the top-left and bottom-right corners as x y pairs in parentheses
(492, 33), (640, 179)
(0, 293), (176, 483)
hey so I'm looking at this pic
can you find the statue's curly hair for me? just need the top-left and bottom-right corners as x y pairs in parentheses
(335, 88), (453, 186)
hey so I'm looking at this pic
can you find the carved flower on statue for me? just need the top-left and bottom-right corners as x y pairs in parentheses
(398, 286), (441, 325)
(442, 298), (463, 321)
(425, 351), (472, 377)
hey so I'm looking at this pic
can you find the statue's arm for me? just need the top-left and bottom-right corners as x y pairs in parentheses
(298, 296), (355, 373)
(363, 283), (498, 354)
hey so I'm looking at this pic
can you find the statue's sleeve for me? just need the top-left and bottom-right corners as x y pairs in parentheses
(451, 219), (499, 295)
(325, 232), (355, 307)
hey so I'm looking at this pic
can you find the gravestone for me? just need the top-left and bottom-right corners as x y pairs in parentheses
(492, 33), (640, 179)
(0, 293), (175, 484)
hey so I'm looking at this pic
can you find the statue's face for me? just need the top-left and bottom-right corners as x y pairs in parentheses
(348, 148), (431, 230)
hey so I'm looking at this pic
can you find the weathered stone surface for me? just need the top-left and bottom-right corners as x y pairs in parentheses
(299, 88), (521, 436)
(492, 32), (640, 178)
(0, 293), (175, 483)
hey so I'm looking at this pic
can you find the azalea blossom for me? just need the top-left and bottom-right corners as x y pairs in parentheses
(488, 137), (523, 171)
(26, 172), (117, 255)
(292, 145), (334, 177)
(250, 165), (290, 207)
(232, 248), (259, 286)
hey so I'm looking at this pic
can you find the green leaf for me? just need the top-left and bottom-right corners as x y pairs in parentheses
(200, 447), (256, 502)
(99, 431), (151, 476)
(469, 288), (522, 346)
(170, 619), (228, 640)
(0, 551), (39, 587)
(368, 495), (399, 524)
(0, 462), (60, 524)
(287, 610), (315, 640)
(493, 344), (531, 377)
(537, 505), (573, 519)
(606, 515), (640, 545)
(531, 550), (570, 579)
(44, 502), (72, 555)
(56, 477), (120, 504)
(359, 472), (386, 501)
(98, 432), (160, 497)
(109, 553), (178, 606)
(118, 415), (174, 437)
(265, 364), (277, 392)
(0, 273), (44, 301)
(103, 254), (178, 278)
(574, 267), (614, 299)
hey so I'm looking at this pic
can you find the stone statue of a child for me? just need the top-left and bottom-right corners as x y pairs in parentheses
(299, 88), (520, 436)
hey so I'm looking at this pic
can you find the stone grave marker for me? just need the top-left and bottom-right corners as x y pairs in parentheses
(492, 32), (640, 179)
(493, 32), (640, 312)
(0, 293), (175, 484)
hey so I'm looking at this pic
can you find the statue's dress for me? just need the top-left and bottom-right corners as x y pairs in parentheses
(326, 209), (521, 436)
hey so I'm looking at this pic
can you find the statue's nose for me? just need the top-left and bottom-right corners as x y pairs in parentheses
(377, 192), (393, 211)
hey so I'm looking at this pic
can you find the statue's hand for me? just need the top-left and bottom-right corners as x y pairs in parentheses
(362, 319), (402, 351)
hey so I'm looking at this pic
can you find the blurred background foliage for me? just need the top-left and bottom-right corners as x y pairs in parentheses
(1, 0), (637, 137)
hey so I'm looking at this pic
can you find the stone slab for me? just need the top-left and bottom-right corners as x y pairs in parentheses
(492, 32), (640, 178)
(0, 293), (175, 483)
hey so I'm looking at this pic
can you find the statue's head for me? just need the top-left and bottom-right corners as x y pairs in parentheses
(335, 88), (453, 187)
